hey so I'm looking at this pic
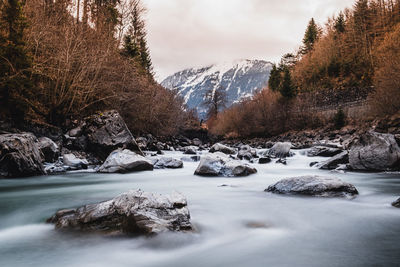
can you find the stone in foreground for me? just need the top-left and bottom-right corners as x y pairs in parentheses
(265, 175), (358, 198)
(392, 198), (400, 208)
(209, 143), (236, 155)
(349, 131), (400, 171)
(194, 153), (257, 177)
(0, 133), (45, 178)
(98, 149), (153, 173)
(47, 190), (193, 235)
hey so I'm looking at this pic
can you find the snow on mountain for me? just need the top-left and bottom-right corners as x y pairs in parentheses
(161, 59), (273, 118)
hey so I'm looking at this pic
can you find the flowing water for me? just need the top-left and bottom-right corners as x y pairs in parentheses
(1, 150), (400, 267)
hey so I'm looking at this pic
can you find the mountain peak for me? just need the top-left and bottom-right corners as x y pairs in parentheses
(162, 59), (272, 118)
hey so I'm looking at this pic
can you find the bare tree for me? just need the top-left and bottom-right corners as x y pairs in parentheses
(203, 85), (227, 120)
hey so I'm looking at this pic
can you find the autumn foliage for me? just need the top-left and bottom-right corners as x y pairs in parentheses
(0, 0), (187, 136)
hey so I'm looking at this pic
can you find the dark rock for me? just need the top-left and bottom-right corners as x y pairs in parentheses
(259, 157), (272, 164)
(151, 157), (183, 169)
(0, 133), (46, 178)
(98, 149), (153, 173)
(310, 161), (319, 167)
(37, 137), (60, 163)
(209, 143), (236, 155)
(47, 190), (193, 235)
(276, 158), (287, 165)
(82, 110), (143, 160)
(192, 138), (202, 146)
(392, 198), (400, 208)
(194, 153), (257, 177)
(181, 156), (201, 162)
(349, 131), (400, 171)
(307, 146), (342, 157)
(265, 175), (358, 198)
(183, 146), (198, 155)
(317, 151), (349, 170)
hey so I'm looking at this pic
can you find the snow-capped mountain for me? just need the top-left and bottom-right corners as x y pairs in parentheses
(161, 59), (273, 118)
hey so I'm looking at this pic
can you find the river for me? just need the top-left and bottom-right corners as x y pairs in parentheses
(1, 150), (400, 267)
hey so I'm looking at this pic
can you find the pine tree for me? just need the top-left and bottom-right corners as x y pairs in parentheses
(0, 0), (33, 121)
(334, 12), (346, 33)
(279, 68), (296, 99)
(268, 64), (281, 91)
(122, 1), (153, 75)
(301, 18), (319, 54)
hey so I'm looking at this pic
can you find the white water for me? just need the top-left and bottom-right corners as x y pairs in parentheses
(1, 150), (400, 267)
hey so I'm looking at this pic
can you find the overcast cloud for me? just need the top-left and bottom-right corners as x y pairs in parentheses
(142, 0), (353, 81)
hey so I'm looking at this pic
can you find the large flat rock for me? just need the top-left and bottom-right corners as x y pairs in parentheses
(265, 175), (358, 198)
(47, 190), (193, 235)
(194, 153), (257, 177)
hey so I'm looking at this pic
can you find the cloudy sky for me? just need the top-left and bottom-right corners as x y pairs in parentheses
(142, 0), (353, 81)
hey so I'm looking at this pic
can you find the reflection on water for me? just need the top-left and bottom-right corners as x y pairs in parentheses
(0, 150), (400, 267)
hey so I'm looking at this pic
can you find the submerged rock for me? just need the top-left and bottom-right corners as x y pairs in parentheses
(0, 133), (45, 178)
(209, 143), (236, 155)
(349, 131), (400, 171)
(392, 198), (400, 208)
(268, 142), (293, 158)
(47, 190), (193, 235)
(265, 175), (358, 198)
(98, 149), (153, 173)
(151, 157), (183, 169)
(194, 153), (257, 177)
(307, 146), (342, 157)
(317, 151), (349, 170)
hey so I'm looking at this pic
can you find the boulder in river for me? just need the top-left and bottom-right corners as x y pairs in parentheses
(98, 149), (153, 173)
(265, 175), (358, 198)
(307, 146), (342, 157)
(81, 110), (143, 159)
(238, 145), (257, 161)
(349, 131), (400, 171)
(268, 142), (293, 158)
(47, 189), (193, 235)
(183, 146), (199, 155)
(0, 133), (46, 178)
(317, 151), (349, 170)
(37, 137), (60, 163)
(63, 153), (89, 170)
(151, 157), (183, 169)
(209, 143), (236, 155)
(392, 198), (400, 208)
(194, 153), (257, 177)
